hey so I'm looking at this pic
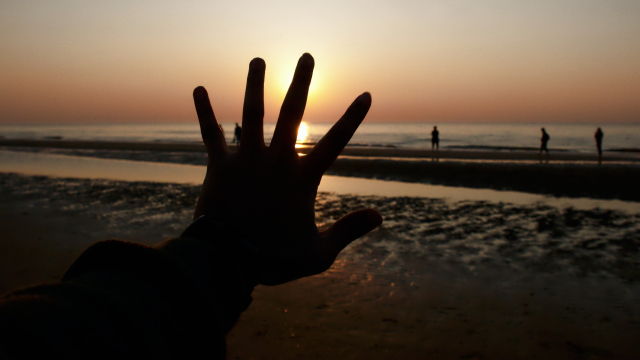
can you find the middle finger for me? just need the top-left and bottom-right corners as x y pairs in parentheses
(270, 53), (314, 153)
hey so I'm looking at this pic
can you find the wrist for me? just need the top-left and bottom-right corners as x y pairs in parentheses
(154, 237), (253, 334)
(180, 215), (260, 289)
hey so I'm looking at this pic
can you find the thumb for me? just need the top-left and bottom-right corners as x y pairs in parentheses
(320, 209), (383, 259)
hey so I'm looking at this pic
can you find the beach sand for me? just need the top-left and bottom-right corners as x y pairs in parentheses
(1, 173), (639, 359)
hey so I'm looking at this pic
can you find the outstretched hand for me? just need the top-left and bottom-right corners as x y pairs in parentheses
(193, 53), (382, 286)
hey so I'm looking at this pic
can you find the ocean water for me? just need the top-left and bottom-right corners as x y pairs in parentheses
(1, 123), (638, 153)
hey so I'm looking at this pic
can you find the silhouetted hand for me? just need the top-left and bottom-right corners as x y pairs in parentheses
(192, 53), (382, 286)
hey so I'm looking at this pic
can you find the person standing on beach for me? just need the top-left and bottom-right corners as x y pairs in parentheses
(431, 126), (439, 151)
(539, 128), (550, 155)
(595, 127), (604, 160)
(233, 122), (242, 144)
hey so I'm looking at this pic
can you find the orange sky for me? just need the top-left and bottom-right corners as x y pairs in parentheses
(1, 1), (639, 124)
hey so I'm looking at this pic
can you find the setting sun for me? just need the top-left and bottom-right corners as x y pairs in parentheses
(296, 121), (309, 147)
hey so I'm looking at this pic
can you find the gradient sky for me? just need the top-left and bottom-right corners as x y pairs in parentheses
(1, 0), (639, 124)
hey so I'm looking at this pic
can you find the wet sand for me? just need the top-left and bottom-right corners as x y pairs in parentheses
(1, 173), (639, 359)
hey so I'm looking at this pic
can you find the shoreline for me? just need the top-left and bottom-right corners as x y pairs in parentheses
(3, 144), (640, 202)
(2, 138), (639, 162)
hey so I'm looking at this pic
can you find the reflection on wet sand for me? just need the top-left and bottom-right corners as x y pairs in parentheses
(1, 173), (639, 359)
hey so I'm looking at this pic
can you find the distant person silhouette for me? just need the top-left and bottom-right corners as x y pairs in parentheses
(595, 127), (604, 160)
(431, 126), (439, 151)
(539, 128), (549, 155)
(233, 122), (242, 144)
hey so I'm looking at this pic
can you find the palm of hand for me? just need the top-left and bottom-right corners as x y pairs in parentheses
(193, 54), (381, 285)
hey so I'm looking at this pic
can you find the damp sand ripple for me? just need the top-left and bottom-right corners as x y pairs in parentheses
(2, 173), (639, 283)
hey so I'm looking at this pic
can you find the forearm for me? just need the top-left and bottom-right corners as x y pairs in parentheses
(0, 233), (254, 359)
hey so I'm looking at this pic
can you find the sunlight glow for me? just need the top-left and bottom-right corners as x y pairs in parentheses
(3, 2), (639, 124)
(281, 73), (319, 96)
(295, 121), (309, 148)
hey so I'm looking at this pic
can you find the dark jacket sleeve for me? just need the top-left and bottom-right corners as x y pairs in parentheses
(0, 235), (255, 360)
